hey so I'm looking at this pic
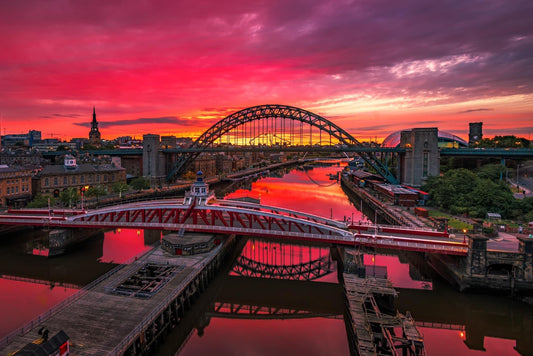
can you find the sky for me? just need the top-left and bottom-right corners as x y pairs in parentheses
(0, 0), (532, 142)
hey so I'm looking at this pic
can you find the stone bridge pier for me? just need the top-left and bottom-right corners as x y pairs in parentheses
(464, 234), (533, 292)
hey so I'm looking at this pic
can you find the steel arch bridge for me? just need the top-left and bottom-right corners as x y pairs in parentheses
(167, 104), (398, 183)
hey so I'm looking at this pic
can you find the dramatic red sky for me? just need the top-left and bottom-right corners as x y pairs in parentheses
(0, 0), (531, 142)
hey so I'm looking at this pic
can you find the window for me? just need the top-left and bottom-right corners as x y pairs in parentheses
(54, 177), (58, 186)
(97, 175), (100, 183)
(45, 178), (49, 187)
(81, 175), (85, 183)
(63, 177), (67, 185)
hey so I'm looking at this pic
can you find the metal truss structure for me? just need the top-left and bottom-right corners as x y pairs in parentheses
(0, 200), (468, 255)
(232, 254), (333, 281)
(167, 104), (398, 183)
(208, 302), (337, 320)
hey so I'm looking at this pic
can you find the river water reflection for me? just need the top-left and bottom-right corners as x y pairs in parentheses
(0, 162), (531, 355)
(176, 163), (531, 356)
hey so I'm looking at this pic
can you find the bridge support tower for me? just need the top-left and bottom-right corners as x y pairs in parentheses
(399, 128), (440, 187)
(466, 235), (489, 276)
(143, 134), (165, 186)
(518, 236), (533, 282)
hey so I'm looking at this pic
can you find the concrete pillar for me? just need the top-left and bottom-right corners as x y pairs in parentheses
(144, 229), (161, 245)
(143, 134), (160, 179)
(399, 128), (440, 187)
(466, 234), (489, 276)
(518, 236), (533, 282)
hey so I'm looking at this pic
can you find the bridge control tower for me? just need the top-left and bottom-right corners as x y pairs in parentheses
(183, 171), (214, 206)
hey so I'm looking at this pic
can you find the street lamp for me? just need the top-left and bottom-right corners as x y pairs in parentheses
(463, 229), (467, 243)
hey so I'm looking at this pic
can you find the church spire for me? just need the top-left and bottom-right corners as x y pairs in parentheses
(89, 106), (102, 147)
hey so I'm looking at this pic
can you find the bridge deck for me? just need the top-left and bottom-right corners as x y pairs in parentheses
(0, 244), (222, 355)
(0, 206), (468, 255)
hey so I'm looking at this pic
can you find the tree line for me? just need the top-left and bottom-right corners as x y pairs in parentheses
(422, 164), (533, 223)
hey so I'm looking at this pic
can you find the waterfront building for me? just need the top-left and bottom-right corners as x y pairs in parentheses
(192, 154), (217, 177)
(0, 165), (33, 207)
(32, 155), (126, 196)
(161, 135), (177, 149)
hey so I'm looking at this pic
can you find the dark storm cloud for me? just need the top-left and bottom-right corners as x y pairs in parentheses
(74, 116), (195, 128)
(40, 113), (83, 119)
(457, 109), (493, 114)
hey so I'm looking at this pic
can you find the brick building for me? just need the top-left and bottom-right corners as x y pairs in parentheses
(0, 165), (33, 207)
(33, 155), (126, 196)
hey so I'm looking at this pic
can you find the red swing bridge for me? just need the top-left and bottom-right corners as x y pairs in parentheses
(0, 172), (467, 256)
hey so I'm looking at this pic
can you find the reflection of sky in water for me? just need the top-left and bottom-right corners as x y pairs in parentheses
(422, 328), (519, 356)
(181, 318), (349, 356)
(364, 254), (433, 290)
(99, 229), (150, 263)
(227, 166), (368, 222)
(0, 278), (77, 338)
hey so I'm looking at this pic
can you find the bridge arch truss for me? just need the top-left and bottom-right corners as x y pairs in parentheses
(232, 239), (334, 281)
(168, 104), (398, 183)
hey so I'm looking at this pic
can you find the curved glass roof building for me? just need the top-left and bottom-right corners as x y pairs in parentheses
(382, 130), (467, 148)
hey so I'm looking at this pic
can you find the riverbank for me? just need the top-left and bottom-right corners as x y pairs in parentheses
(340, 171), (533, 296)
(340, 174), (431, 228)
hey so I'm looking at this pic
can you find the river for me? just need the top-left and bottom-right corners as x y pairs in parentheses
(0, 162), (531, 355)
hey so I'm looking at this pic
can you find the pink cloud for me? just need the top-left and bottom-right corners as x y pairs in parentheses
(0, 0), (531, 140)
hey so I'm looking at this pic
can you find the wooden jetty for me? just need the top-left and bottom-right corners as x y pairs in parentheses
(1, 235), (236, 355)
(343, 273), (425, 356)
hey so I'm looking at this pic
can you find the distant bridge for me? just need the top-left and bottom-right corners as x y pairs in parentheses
(166, 104), (399, 183)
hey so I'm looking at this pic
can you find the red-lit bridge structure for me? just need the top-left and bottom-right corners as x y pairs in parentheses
(0, 199), (467, 256)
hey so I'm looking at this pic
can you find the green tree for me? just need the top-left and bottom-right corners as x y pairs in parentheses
(86, 185), (107, 198)
(27, 195), (55, 208)
(476, 135), (531, 148)
(475, 164), (508, 182)
(470, 179), (513, 218)
(59, 188), (80, 208)
(112, 182), (129, 198)
(129, 177), (150, 190)
(422, 166), (526, 220)
(423, 169), (478, 210)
